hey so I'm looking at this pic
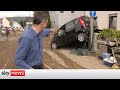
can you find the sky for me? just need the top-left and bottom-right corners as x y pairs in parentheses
(0, 11), (34, 18)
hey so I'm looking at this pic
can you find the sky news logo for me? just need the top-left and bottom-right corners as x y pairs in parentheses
(1, 70), (25, 76)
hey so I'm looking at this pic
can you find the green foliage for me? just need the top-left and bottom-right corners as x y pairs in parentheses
(97, 28), (120, 41)
(0, 27), (2, 31)
(19, 20), (26, 28)
(9, 21), (13, 26)
(46, 18), (51, 28)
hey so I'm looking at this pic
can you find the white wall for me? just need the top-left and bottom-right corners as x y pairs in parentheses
(58, 11), (83, 29)
(13, 21), (23, 29)
(85, 11), (120, 30)
(2, 18), (11, 27)
(49, 11), (83, 29)
(117, 12), (120, 30)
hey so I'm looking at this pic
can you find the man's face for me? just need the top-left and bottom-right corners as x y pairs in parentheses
(41, 20), (48, 29)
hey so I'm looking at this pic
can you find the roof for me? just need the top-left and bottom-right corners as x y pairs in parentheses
(6, 17), (33, 23)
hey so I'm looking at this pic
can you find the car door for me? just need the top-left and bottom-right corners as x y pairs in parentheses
(64, 20), (76, 43)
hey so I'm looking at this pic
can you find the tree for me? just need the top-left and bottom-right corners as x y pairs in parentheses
(44, 11), (49, 17)
(46, 17), (51, 28)
(9, 19), (13, 26)
(19, 20), (26, 28)
(44, 11), (52, 28)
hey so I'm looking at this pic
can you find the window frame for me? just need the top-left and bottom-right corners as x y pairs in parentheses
(109, 13), (117, 29)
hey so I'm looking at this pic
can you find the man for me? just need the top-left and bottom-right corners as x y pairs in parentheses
(5, 27), (10, 38)
(14, 11), (56, 69)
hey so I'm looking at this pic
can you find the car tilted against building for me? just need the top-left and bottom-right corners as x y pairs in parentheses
(51, 16), (101, 49)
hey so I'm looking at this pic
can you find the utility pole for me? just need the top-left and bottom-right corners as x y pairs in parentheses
(89, 11), (96, 52)
(90, 17), (94, 51)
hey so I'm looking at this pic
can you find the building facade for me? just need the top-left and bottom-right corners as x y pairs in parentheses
(49, 11), (120, 30)
(85, 11), (120, 30)
(2, 18), (11, 27)
(49, 11), (83, 29)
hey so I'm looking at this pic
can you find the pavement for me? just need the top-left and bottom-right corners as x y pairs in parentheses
(58, 49), (110, 69)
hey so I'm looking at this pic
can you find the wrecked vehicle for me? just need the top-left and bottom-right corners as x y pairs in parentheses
(51, 16), (101, 49)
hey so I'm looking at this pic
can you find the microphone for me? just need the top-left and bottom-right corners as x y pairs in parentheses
(37, 34), (40, 40)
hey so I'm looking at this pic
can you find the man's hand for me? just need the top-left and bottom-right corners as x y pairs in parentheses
(30, 67), (34, 69)
(50, 27), (57, 33)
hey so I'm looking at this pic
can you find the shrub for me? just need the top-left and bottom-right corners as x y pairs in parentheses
(46, 18), (51, 28)
(97, 28), (120, 41)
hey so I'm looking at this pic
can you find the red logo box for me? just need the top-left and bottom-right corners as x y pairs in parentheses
(11, 70), (25, 76)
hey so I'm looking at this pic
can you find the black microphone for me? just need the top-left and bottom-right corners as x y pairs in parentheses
(38, 37), (40, 40)
(37, 34), (40, 40)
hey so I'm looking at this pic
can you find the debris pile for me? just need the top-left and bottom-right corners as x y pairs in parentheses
(70, 48), (94, 56)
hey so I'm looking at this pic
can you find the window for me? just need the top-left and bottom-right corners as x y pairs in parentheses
(58, 29), (65, 36)
(59, 25), (65, 30)
(65, 21), (75, 32)
(58, 25), (65, 36)
(109, 13), (117, 29)
(60, 11), (64, 13)
(71, 11), (75, 13)
(73, 19), (78, 25)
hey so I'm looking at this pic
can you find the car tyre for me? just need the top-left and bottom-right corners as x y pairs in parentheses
(77, 33), (86, 42)
(51, 42), (58, 49)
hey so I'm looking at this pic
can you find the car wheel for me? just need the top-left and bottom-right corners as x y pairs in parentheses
(77, 33), (86, 42)
(51, 43), (57, 49)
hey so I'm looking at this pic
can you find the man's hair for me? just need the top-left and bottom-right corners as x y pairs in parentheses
(33, 11), (49, 25)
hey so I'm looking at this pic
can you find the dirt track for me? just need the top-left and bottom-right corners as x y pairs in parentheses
(0, 34), (20, 69)
(0, 32), (85, 69)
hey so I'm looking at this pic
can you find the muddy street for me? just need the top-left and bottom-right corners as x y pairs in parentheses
(42, 37), (84, 69)
(0, 33), (109, 69)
